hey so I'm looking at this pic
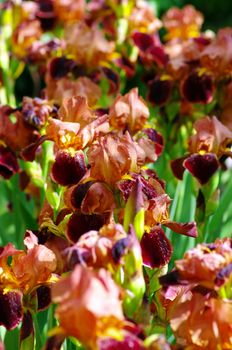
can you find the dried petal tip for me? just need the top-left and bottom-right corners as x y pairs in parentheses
(164, 220), (198, 238)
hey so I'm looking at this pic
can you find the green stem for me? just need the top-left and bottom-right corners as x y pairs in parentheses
(34, 315), (43, 350)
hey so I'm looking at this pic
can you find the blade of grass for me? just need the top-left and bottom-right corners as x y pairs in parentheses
(206, 173), (232, 241)
(166, 171), (196, 267)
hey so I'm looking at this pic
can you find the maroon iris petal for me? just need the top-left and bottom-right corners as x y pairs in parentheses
(144, 169), (166, 189)
(133, 33), (168, 67)
(36, 0), (56, 30)
(70, 182), (93, 209)
(140, 177), (159, 200)
(116, 57), (135, 78)
(140, 227), (172, 269)
(164, 220), (198, 238)
(44, 335), (65, 350)
(193, 37), (211, 46)
(51, 151), (87, 186)
(67, 212), (108, 242)
(183, 153), (219, 185)
(0, 290), (23, 330)
(0, 146), (19, 179)
(21, 135), (47, 161)
(181, 72), (214, 104)
(148, 78), (173, 106)
(147, 46), (169, 67)
(94, 108), (109, 117)
(118, 174), (160, 202)
(99, 335), (145, 350)
(20, 311), (34, 343)
(132, 32), (154, 52)
(49, 57), (77, 79)
(118, 179), (134, 201)
(170, 156), (188, 180)
(159, 270), (180, 286)
(36, 285), (51, 311)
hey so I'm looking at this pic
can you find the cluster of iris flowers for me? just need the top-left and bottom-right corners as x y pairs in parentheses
(0, 1), (231, 349)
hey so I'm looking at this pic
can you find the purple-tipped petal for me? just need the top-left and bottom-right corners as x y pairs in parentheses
(215, 263), (232, 287)
(140, 227), (172, 269)
(143, 128), (164, 156)
(51, 150), (87, 186)
(63, 245), (91, 270)
(0, 290), (23, 330)
(181, 71), (214, 104)
(183, 153), (219, 184)
(0, 146), (19, 179)
(112, 237), (130, 263)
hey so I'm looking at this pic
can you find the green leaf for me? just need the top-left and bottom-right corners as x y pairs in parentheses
(46, 189), (60, 211)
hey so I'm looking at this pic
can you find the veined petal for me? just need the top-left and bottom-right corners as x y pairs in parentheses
(163, 220), (198, 238)
(0, 290), (23, 330)
(140, 227), (172, 268)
